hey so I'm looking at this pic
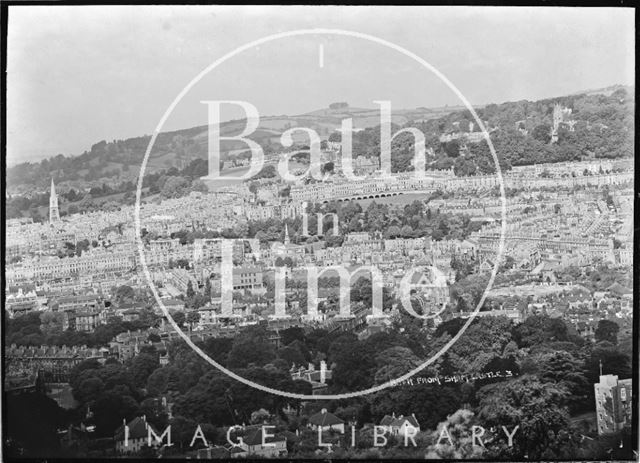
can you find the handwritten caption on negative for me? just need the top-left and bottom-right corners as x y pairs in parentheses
(392, 370), (515, 387)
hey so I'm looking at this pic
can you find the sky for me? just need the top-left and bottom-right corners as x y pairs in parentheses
(6, 6), (635, 166)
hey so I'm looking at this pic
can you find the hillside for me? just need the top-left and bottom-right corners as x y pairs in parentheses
(345, 85), (634, 175)
(6, 103), (460, 195)
(5, 86), (634, 223)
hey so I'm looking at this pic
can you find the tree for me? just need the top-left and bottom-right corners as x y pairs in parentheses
(186, 311), (201, 327)
(92, 391), (141, 437)
(175, 258), (190, 269)
(511, 315), (569, 348)
(532, 124), (552, 144)
(5, 311), (45, 347)
(227, 325), (276, 368)
(435, 317), (466, 339)
(280, 327), (305, 346)
(201, 337), (233, 364)
(190, 179), (209, 193)
(444, 139), (461, 157)
(400, 225), (414, 238)
(531, 350), (590, 413)
(171, 371), (235, 425)
(69, 359), (102, 389)
(146, 368), (172, 397)
(186, 281), (195, 299)
(424, 409), (485, 459)
(277, 345), (306, 367)
(254, 164), (276, 179)
(373, 346), (421, 384)
(172, 311), (186, 328)
(330, 336), (377, 391)
(4, 393), (65, 458)
(584, 344), (631, 385)
(385, 225), (402, 239)
(39, 312), (67, 339)
(450, 273), (491, 311)
(595, 319), (619, 344)
(369, 380), (462, 433)
(160, 176), (189, 198)
(76, 377), (105, 403)
(476, 375), (572, 460)
(115, 285), (135, 303)
(96, 363), (135, 393)
(445, 316), (514, 374)
(130, 353), (160, 387)
(321, 161), (334, 174)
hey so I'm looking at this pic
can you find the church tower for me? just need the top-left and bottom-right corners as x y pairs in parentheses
(49, 178), (60, 223)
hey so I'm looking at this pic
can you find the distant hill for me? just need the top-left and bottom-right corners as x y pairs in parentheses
(567, 84), (633, 98)
(6, 86), (633, 197)
(5, 103), (465, 195)
(350, 85), (634, 175)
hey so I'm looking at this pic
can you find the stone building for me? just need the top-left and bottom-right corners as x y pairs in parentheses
(594, 374), (632, 435)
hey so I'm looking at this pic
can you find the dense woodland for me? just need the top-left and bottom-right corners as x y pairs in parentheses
(332, 87), (633, 175)
(5, 306), (633, 459)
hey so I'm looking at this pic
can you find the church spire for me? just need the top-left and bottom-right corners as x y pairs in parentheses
(49, 178), (60, 223)
(284, 224), (290, 245)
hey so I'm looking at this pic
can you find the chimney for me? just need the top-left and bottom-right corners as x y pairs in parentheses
(320, 360), (327, 384)
(308, 363), (314, 372)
